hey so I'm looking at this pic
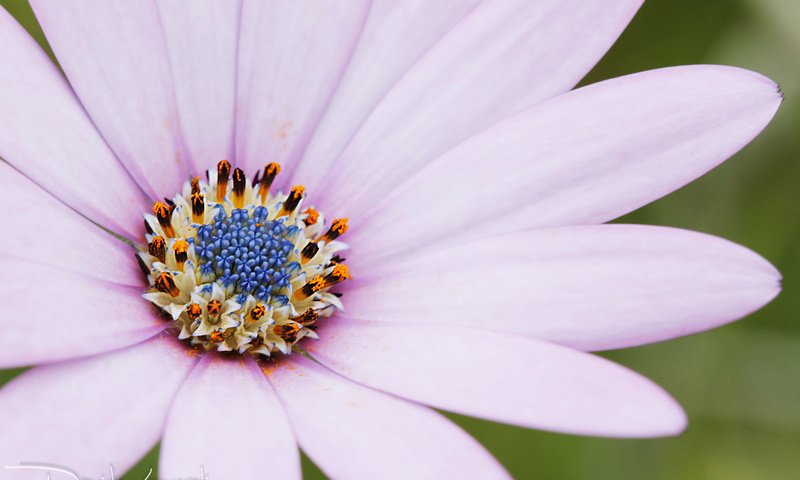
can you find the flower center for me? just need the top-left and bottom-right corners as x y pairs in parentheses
(136, 160), (350, 356)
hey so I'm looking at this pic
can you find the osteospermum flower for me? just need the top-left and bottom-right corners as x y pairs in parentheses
(0, 1), (783, 478)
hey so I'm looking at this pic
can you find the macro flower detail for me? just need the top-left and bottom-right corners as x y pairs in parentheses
(0, 1), (785, 479)
(139, 160), (349, 355)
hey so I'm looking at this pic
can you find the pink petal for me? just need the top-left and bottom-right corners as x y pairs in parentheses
(30, 0), (191, 199)
(292, 0), (482, 189)
(0, 257), (167, 368)
(300, 0), (642, 212)
(267, 355), (510, 479)
(348, 66), (782, 262)
(0, 8), (148, 238)
(158, 0), (239, 168)
(347, 225), (781, 351)
(309, 319), (687, 438)
(235, 0), (370, 180)
(160, 353), (300, 479)
(0, 162), (142, 285)
(0, 335), (196, 479)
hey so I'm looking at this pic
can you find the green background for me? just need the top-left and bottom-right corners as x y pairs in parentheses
(1, 0), (798, 478)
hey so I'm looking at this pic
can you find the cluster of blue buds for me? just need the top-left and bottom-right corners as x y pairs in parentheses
(194, 205), (301, 304)
(138, 160), (350, 356)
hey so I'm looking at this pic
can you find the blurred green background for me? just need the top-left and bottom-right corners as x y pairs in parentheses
(1, 0), (798, 478)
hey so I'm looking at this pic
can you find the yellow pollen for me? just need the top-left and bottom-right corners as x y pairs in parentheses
(186, 303), (202, 320)
(303, 208), (320, 226)
(249, 304), (266, 322)
(209, 330), (226, 343)
(332, 218), (349, 234)
(173, 239), (190, 267)
(318, 218), (349, 243)
(265, 163), (281, 176)
(279, 185), (305, 216)
(331, 264), (350, 282)
(292, 275), (325, 301)
(153, 201), (176, 238)
(152, 202), (169, 216)
(274, 323), (301, 342)
(154, 272), (179, 297)
(308, 275), (326, 292)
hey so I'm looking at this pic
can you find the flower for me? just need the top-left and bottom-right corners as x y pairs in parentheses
(0, 1), (783, 479)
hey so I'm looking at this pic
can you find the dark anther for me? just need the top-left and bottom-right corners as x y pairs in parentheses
(154, 272), (179, 297)
(153, 202), (175, 238)
(318, 218), (349, 243)
(148, 236), (167, 263)
(280, 185), (305, 216)
(301, 241), (319, 261)
(233, 168), (246, 196)
(216, 160), (231, 202)
(258, 163), (281, 203)
(191, 192), (205, 222)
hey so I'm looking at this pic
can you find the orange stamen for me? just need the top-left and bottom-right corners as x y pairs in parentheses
(154, 272), (179, 297)
(216, 160), (231, 202)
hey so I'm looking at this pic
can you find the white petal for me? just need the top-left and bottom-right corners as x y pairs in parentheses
(299, 0), (642, 213)
(31, 0), (191, 198)
(0, 7), (148, 238)
(0, 162), (142, 285)
(267, 355), (510, 479)
(235, 0), (370, 180)
(158, 0), (240, 168)
(348, 65), (783, 263)
(293, 0), (482, 189)
(0, 258), (168, 368)
(159, 353), (300, 479)
(347, 225), (781, 351)
(0, 335), (196, 478)
(310, 319), (686, 438)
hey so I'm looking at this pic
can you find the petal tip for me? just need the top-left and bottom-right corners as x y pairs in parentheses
(750, 253), (783, 301)
(631, 391), (689, 439)
(741, 68), (783, 109)
(694, 64), (782, 110)
(657, 402), (689, 438)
